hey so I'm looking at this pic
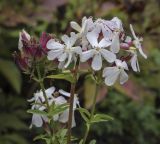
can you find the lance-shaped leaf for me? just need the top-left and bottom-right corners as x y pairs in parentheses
(77, 108), (91, 122)
(90, 113), (113, 123)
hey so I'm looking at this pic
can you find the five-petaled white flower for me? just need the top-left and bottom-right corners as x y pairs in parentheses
(103, 59), (128, 86)
(28, 87), (55, 128)
(81, 28), (116, 71)
(47, 32), (82, 68)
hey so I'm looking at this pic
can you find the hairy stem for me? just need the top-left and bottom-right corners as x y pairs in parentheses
(82, 83), (100, 144)
(36, 66), (50, 109)
(67, 59), (79, 144)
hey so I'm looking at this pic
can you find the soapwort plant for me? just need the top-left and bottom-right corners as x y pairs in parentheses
(14, 16), (147, 144)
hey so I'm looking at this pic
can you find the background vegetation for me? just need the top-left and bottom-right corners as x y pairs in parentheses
(0, 0), (160, 144)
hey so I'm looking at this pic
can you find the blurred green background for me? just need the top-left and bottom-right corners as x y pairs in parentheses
(0, 0), (160, 144)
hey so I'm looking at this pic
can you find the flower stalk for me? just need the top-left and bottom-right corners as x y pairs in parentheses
(67, 58), (79, 144)
(36, 65), (50, 110)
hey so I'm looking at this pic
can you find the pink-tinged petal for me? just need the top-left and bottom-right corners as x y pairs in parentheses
(70, 21), (81, 32)
(91, 53), (102, 71)
(110, 33), (120, 53)
(104, 68), (120, 86)
(47, 39), (64, 50)
(120, 70), (128, 84)
(58, 53), (67, 62)
(100, 49), (116, 63)
(99, 38), (111, 48)
(40, 32), (51, 50)
(47, 50), (63, 60)
(131, 54), (140, 72)
(80, 49), (95, 62)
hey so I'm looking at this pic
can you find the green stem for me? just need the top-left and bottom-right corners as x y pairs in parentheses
(67, 58), (79, 144)
(82, 83), (100, 144)
(36, 66), (50, 110)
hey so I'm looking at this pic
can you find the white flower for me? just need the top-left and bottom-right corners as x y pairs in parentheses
(103, 59), (128, 86)
(18, 29), (31, 51)
(81, 28), (116, 71)
(70, 17), (93, 51)
(28, 87), (55, 128)
(58, 89), (80, 128)
(130, 24), (147, 59)
(70, 16), (89, 36)
(47, 32), (82, 68)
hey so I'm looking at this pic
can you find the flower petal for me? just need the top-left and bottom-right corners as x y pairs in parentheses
(138, 45), (147, 59)
(73, 46), (82, 54)
(100, 49), (116, 63)
(99, 38), (111, 48)
(87, 29), (99, 47)
(103, 67), (119, 77)
(64, 53), (73, 68)
(61, 34), (70, 45)
(47, 39), (64, 50)
(69, 32), (78, 47)
(59, 89), (70, 97)
(91, 53), (102, 71)
(131, 54), (140, 72)
(70, 21), (81, 33)
(110, 33), (120, 53)
(45, 86), (55, 97)
(80, 49), (95, 62)
(47, 50), (63, 60)
(120, 70), (128, 84)
(32, 114), (43, 127)
(58, 53), (67, 62)
(104, 67), (120, 86)
(59, 109), (69, 123)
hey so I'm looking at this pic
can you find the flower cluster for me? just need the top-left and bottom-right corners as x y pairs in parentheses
(15, 16), (147, 143)
(47, 16), (147, 86)
(28, 87), (79, 128)
(14, 30), (52, 72)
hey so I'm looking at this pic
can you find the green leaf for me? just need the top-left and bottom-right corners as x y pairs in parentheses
(77, 108), (90, 122)
(47, 73), (76, 83)
(91, 114), (113, 123)
(27, 109), (48, 116)
(0, 59), (21, 93)
(49, 103), (69, 117)
(89, 139), (96, 144)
